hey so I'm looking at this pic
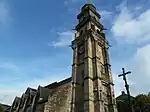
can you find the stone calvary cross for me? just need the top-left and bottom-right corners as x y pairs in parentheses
(118, 68), (134, 112)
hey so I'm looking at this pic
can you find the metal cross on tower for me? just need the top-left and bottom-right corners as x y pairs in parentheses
(118, 68), (134, 112)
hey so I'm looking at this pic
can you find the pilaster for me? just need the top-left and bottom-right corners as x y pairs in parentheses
(84, 37), (94, 112)
(71, 45), (78, 112)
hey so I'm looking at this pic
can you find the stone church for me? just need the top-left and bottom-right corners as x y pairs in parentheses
(9, 3), (118, 112)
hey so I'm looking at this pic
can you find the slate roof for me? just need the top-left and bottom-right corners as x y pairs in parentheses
(44, 77), (72, 89)
(37, 77), (72, 104)
(9, 77), (72, 112)
(25, 87), (37, 95)
(37, 86), (52, 103)
(14, 97), (21, 103)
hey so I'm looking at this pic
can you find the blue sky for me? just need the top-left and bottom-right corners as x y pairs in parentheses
(0, 0), (150, 105)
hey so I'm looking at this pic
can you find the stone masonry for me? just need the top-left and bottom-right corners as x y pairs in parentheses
(44, 82), (72, 112)
(9, 3), (118, 112)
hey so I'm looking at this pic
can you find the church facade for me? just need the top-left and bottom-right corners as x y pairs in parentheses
(9, 3), (118, 112)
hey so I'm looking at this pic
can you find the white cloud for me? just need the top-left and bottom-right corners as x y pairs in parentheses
(113, 68), (138, 97)
(135, 6), (142, 11)
(0, 62), (24, 76)
(0, 0), (10, 26)
(112, 44), (150, 96)
(2, 0), (150, 106)
(111, 35), (150, 96)
(111, 3), (150, 44)
(0, 73), (70, 105)
(20, 73), (70, 89)
(127, 44), (150, 94)
(51, 31), (74, 47)
(0, 57), (71, 105)
(113, 73), (125, 97)
(110, 2), (150, 96)
(99, 10), (113, 19)
(0, 88), (22, 105)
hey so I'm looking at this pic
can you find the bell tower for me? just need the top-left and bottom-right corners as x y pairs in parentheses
(71, 3), (118, 112)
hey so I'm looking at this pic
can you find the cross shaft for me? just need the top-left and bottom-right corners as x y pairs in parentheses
(118, 68), (134, 112)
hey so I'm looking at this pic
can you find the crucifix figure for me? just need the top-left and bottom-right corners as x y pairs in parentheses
(118, 68), (134, 112)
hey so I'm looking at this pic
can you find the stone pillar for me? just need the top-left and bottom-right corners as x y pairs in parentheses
(71, 45), (78, 112)
(103, 47), (118, 112)
(93, 40), (105, 112)
(84, 37), (94, 112)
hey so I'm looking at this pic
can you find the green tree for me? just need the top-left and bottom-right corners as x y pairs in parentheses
(116, 93), (150, 112)
(0, 104), (4, 112)
(134, 94), (150, 112)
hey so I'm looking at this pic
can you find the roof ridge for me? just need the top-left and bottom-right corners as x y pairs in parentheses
(44, 77), (72, 89)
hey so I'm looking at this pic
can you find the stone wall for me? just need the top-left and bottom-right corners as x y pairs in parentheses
(35, 103), (45, 112)
(44, 82), (72, 112)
